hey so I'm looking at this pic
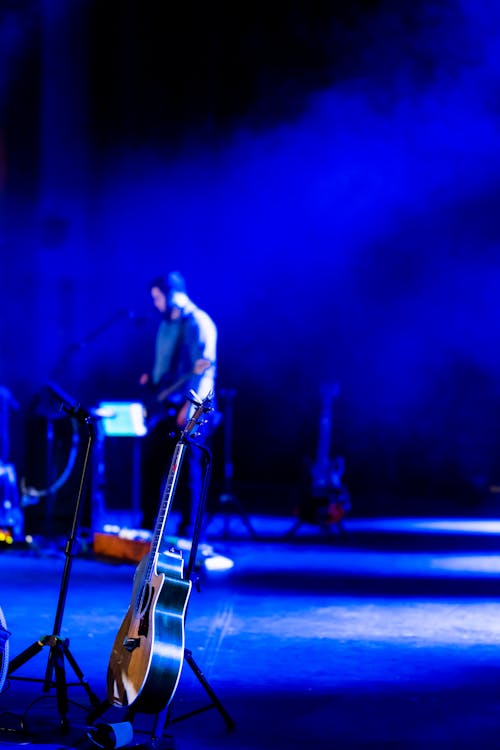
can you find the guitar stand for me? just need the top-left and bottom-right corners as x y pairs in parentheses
(118, 647), (234, 750)
(129, 648), (234, 750)
(284, 489), (350, 541)
(284, 515), (346, 540)
(163, 440), (234, 734)
(205, 388), (258, 540)
(6, 392), (101, 733)
(168, 648), (234, 728)
(154, 439), (234, 744)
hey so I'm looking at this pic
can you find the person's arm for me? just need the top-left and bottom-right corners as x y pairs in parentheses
(175, 357), (213, 426)
(177, 312), (217, 424)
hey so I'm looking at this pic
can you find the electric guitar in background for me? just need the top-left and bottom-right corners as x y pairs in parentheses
(301, 382), (351, 528)
(107, 394), (213, 714)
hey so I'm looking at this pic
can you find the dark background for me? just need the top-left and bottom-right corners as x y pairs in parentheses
(2, 0), (500, 522)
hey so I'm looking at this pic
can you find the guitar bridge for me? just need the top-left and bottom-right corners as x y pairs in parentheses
(123, 636), (141, 653)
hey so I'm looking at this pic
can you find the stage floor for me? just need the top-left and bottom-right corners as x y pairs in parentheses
(1, 515), (500, 748)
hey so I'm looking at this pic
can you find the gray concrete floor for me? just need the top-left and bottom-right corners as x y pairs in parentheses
(1, 517), (500, 748)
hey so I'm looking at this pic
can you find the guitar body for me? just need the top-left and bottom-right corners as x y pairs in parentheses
(107, 549), (192, 714)
(309, 455), (350, 522)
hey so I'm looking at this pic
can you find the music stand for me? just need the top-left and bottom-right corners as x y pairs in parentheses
(7, 385), (101, 732)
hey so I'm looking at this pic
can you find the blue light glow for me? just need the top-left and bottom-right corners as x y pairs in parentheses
(4, 1), (500, 512)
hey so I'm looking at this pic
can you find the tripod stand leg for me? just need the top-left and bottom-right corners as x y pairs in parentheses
(236, 500), (259, 540)
(150, 705), (172, 746)
(5, 404), (101, 733)
(62, 640), (102, 707)
(214, 495), (259, 541)
(184, 648), (235, 731)
(8, 638), (45, 675)
(46, 640), (70, 732)
(9, 633), (101, 731)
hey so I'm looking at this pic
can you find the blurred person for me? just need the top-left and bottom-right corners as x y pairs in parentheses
(140, 271), (217, 537)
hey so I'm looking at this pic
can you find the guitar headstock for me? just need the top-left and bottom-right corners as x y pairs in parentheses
(182, 391), (214, 439)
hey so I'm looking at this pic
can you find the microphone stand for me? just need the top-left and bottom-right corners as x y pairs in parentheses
(7, 391), (101, 733)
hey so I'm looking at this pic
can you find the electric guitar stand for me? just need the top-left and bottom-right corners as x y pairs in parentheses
(285, 513), (346, 540)
(205, 388), (258, 540)
(6, 391), (101, 733)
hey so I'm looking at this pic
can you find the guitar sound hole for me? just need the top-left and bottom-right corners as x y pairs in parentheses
(138, 584), (154, 637)
(138, 584), (152, 615)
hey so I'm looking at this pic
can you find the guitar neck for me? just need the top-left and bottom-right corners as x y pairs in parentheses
(314, 383), (339, 469)
(143, 440), (188, 583)
(139, 393), (212, 596)
(316, 411), (332, 468)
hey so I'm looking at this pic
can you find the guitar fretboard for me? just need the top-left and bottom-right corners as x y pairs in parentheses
(143, 441), (187, 587)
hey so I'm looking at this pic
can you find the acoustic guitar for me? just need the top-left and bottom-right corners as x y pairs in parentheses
(107, 394), (212, 714)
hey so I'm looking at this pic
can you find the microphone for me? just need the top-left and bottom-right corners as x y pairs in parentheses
(46, 381), (93, 423)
